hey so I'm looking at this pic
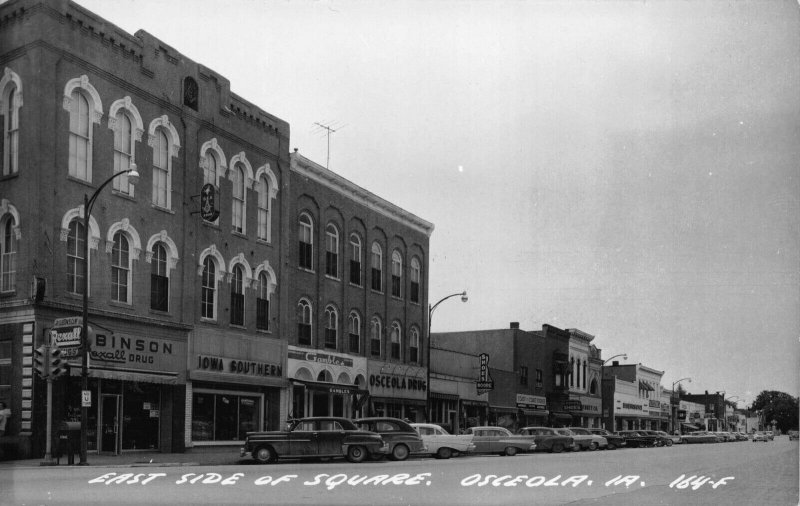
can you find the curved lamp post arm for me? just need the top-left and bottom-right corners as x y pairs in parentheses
(602, 353), (627, 366)
(429, 291), (468, 319)
(426, 291), (467, 423)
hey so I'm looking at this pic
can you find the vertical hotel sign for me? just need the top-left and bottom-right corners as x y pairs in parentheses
(476, 353), (494, 394)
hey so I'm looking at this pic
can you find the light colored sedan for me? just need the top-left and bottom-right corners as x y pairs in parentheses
(560, 428), (608, 451)
(464, 426), (537, 456)
(410, 423), (476, 459)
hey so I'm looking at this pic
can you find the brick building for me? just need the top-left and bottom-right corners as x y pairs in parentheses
(0, 0), (290, 457)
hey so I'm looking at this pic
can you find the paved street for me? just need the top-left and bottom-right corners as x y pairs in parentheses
(1, 438), (796, 506)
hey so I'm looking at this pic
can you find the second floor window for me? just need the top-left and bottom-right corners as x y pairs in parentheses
(110, 232), (130, 303)
(370, 317), (381, 357)
(324, 305), (337, 349)
(66, 220), (86, 295)
(256, 272), (270, 331)
(152, 129), (170, 209)
(298, 214), (313, 270)
(371, 242), (382, 292)
(257, 175), (270, 241)
(390, 322), (401, 360)
(391, 250), (402, 298)
(409, 327), (419, 363)
(68, 91), (91, 181)
(230, 265), (244, 326)
(201, 257), (216, 320)
(1, 217), (17, 292)
(150, 243), (169, 311)
(349, 234), (361, 285)
(231, 165), (245, 233)
(297, 299), (312, 345)
(112, 111), (134, 196)
(519, 366), (528, 386)
(348, 312), (360, 353)
(325, 224), (338, 278)
(410, 258), (421, 303)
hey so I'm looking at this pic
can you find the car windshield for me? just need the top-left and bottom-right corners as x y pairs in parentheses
(556, 429), (574, 436)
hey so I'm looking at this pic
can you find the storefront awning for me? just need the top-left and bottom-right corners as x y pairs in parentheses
(430, 392), (459, 401)
(520, 409), (549, 417)
(550, 412), (573, 421)
(461, 400), (489, 407)
(490, 406), (518, 414)
(681, 423), (700, 430)
(370, 397), (425, 407)
(291, 379), (368, 396)
(77, 367), (179, 385)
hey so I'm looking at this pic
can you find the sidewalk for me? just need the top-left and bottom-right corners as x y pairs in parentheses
(0, 446), (245, 469)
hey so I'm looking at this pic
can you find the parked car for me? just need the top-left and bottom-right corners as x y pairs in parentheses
(354, 417), (426, 461)
(680, 431), (721, 444)
(240, 416), (389, 464)
(640, 430), (673, 447)
(615, 430), (658, 447)
(563, 427), (608, 451)
(766, 431), (775, 440)
(653, 430), (682, 445)
(586, 428), (626, 450)
(410, 423), (476, 459)
(463, 426), (537, 456)
(752, 431), (770, 442)
(788, 430), (798, 441)
(517, 426), (576, 453)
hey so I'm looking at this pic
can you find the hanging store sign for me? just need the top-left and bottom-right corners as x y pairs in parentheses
(516, 394), (547, 410)
(476, 353), (494, 394)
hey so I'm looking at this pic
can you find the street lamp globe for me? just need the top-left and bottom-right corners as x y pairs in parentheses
(460, 291), (468, 303)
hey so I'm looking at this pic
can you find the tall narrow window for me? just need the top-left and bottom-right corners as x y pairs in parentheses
(519, 366), (528, 386)
(150, 243), (169, 311)
(257, 175), (269, 241)
(390, 321), (401, 360)
(410, 258), (421, 303)
(409, 327), (419, 363)
(349, 234), (362, 286)
(298, 213), (313, 270)
(0, 217), (16, 292)
(68, 92), (91, 181)
(66, 220), (85, 295)
(391, 250), (402, 298)
(297, 299), (312, 345)
(371, 242), (382, 292)
(256, 272), (270, 331)
(111, 232), (130, 303)
(201, 256), (216, 320)
(230, 265), (244, 326)
(325, 224), (339, 278)
(370, 317), (382, 357)
(324, 305), (338, 349)
(3, 86), (19, 176)
(348, 312), (360, 353)
(152, 130), (170, 208)
(204, 152), (217, 187)
(112, 111), (134, 195)
(232, 164), (245, 233)
(583, 361), (587, 389)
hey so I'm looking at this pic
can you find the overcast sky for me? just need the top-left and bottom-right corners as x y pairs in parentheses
(75, 0), (800, 407)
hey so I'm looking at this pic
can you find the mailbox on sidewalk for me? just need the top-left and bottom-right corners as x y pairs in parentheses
(56, 421), (81, 465)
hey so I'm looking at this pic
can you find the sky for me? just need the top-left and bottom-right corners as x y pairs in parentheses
(74, 0), (800, 408)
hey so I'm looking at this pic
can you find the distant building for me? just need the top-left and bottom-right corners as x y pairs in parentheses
(602, 362), (669, 431)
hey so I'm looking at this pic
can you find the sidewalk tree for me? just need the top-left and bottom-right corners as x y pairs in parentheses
(750, 390), (798, 433)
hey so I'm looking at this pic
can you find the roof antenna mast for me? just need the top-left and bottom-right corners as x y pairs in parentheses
(313, 121), (346, 169)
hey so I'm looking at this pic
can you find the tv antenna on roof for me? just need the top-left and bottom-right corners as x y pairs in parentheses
(313, 121), (347, 169)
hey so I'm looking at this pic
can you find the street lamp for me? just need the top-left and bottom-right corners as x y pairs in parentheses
(602, 354), (627, 366)
(425, 291), (468, 423)
(79, 167), (139, 465)
(671, 377), (691, 434)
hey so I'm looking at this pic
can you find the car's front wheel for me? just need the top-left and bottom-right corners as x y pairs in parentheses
(503, 446), (518, 456)
(551, 443), (564, 453)
(665, 439), (673, 447)
(389, 444), (409, 461)
(346, 445), (367, 463)
(253, 445), (276, 464)
(588, 442), (598, 451)
(436, 447), (452, 459)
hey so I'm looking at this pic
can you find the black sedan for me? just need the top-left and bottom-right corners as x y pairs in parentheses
(355, 417), (426, 461)
(615, 430), (658, 448)
(241, 417), (389, 464)
(586, 428), (626, 450)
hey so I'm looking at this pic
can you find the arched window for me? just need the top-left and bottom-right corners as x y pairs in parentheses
(324, 305), (338, 349)
(66, 220), (86, 295)
(570, 357), (575, 387)
(204, 151), (218, 187)
(231, 164), (245, 233)
(390, 321), (402, 360)
(298, 213), (313, 270)
(410, 257), (421, 303)
(348, 311), (361, 353)
(152, 129), (170, 208)
(112, 111), (135, 195)
(1, 69), (21, 176)
(409, 327), (420, 363)
(590, 378), (598, 395)
(0, 215), (16, 292)
(256, 272), (271, 331)
(297, 299), (312, 345)
(370, 316), (382, 357)
(68, 91), (91, 181)
(583, 361), (587, 389)
(230, 264), (245, 326)
(371, 242), (382, 292)
(201, 256), (217, 320)
(150, 242), (169, 311)
(257, 175), (270, 241)
(111, 232), (131, 303)
(325, 224), (339, 278)
(391, 250), (402, 298)
(349, 233), (362, 286)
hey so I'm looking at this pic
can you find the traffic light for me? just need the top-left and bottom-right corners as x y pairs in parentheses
(33, 345), (49, 378)
(49, 346), (67, 378)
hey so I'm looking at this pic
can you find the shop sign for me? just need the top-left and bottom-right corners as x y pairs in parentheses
(476, 353), (494, 394)
(516, 394), (547, 410)
(196, 354), (282, 378)
(288, 349), (353, 368)
(50, 317), (83, 358)
(91, 333), (184, 373)
(564, 400), (583, 412)
(648, 399), (661, 408)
